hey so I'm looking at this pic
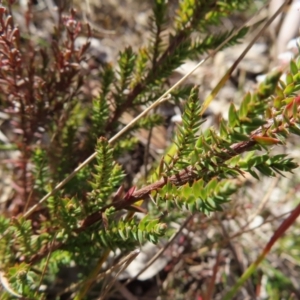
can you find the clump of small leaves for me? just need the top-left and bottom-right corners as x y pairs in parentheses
(0, 0), (299, 299)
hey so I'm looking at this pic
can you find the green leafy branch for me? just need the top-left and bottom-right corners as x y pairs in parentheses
(22, 60), (300, 266)
(103, 0), (250, 133)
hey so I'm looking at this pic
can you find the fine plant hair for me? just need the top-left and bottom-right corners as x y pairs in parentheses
(0, 0), (299, 299)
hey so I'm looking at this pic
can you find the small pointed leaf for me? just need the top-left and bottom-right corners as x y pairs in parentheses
(290, 60), (298, 75)
(252, 135), (280, 145)
(228, 103), (239, 127)
(285, 73), (294, 85)
(283, 82), (295, 96)
(239, 92), (251, 118)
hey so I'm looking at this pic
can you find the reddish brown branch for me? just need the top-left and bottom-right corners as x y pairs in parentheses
(28, 112), (297, 265)
(28, 137), (258, 264)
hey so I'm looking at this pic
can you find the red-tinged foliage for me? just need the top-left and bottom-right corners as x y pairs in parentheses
(286, 95), (300, 118)
(252, 135), (280, 145)
(0, 6), (90, 215)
